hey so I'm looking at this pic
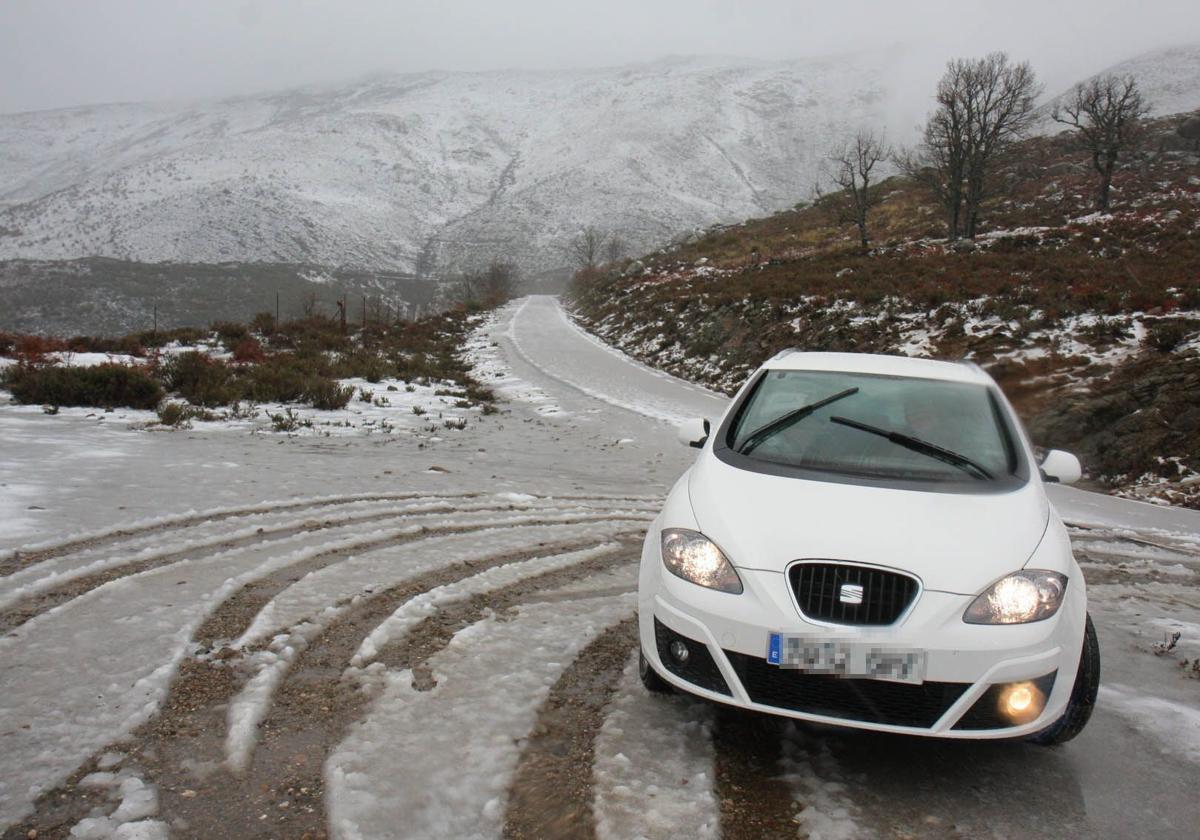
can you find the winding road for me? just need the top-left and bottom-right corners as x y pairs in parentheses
(1, 295), (1198, 839)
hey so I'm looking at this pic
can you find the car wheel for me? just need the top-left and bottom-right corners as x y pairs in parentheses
(1029, 613), (1100, 746)
(639, 648), (675, 694)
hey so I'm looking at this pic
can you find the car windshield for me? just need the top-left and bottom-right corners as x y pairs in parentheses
(726, 369), (1020, 483)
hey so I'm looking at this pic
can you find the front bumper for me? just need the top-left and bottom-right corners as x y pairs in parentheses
(638, 543), (1087, 739)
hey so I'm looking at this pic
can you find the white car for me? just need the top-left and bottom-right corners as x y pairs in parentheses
(638, 351), (1099, 744)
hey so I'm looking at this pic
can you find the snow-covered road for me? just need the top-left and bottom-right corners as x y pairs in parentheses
(1, 295), (1198, 839)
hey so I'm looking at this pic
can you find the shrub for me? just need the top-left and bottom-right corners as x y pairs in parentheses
(250, 311), (276, 335)
(232, 337), (266, 364)
(212, 321), (250, 347)
(1143, 320), (1191, 354)
(157, 401), (216, 427)
(270, 408), (307, 432)
(304, 377), (354, 410)
(240, 358), (309, 403)
(161, 352), (238, 407)
(4, 363), (164, 409)
(137, 326), (206, 349)
(14, 334), (66, 361)
(65, 335), (146, 356)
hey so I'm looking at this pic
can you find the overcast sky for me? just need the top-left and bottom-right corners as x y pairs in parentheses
(2, 0), (1198, 114)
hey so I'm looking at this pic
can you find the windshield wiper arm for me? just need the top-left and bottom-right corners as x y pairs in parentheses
(736, 387), (859, 455)
(829, 415), (994, 480)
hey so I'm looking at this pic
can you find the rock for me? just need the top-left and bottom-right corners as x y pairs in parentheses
(952, 239), (977, 253)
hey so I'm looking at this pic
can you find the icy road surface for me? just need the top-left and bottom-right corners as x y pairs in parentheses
(1, 295), (1198, 839)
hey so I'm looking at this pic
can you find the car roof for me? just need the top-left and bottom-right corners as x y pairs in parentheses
(762, 350), (994, 386)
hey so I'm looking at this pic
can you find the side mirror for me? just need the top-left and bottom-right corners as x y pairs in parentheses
(1040, 450), (1082, 485)
(677, 418), (711, 449)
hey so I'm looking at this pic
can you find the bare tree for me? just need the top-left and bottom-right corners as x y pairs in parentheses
(458, 267), (482, 304)
(604, 231), (628, 264)
(567, 225), (605, 271)
(479, 258), (519, 306)
(960, 54), (1040, 238)
(1053, 75), (1149, 211)
(900, 53), (1040, 240)
(457, 258), (519, 307)
(821, 130), (890, 249)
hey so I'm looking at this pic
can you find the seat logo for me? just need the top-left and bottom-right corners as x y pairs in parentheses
(839, 583), (864, 605)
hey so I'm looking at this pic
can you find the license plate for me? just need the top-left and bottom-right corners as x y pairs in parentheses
(767, 633), (926, 684)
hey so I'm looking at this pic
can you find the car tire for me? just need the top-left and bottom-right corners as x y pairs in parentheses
(639, 648), (675, 694)
(1029, 613), (1100, 746)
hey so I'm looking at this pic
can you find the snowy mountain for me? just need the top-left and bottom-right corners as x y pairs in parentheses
(3, 46), (1196, 282)
(1042, 43), (1200, 118)
(0, 54), (899, 277)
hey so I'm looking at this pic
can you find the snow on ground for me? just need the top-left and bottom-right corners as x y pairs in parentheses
(1099, 684), (1200, 763)
(0, 497), (463, 610)
(235, 514), (649, 647)
(509, 297), (729, 426)
(779, 725), (865, 840)
(349, 542), (627, 667)
(0, 398), (148, 545)
(3, 295), (1200, 837)
(592, 654), (719, 840)
(464, 305), (566, 416)
(224, 530), (640, 771)
(0, 510), (635, 827)
(1049, 485), (1200, 540)
(0, 362), (481, 439)
(327, 593), (637, 840)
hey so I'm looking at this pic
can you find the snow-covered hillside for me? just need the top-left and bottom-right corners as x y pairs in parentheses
(3, 45), (1197, 281)
(1042, 43), (1200, 119)
(0, 54), (898, 276)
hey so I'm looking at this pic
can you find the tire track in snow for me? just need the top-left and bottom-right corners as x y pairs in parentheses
(327, 590), (639, 840)
(501, 616), (637, 839)
(152, 535), (637, 839)
(0, 492), (453, 577)
(0, 498), (651, 635)
(712, 710), (801, 839)
(0, 490), (662, 579)
(592, 654), (719, 840)
(0, 500), (468, 634)
(0, 496), (467, 594)
(222, 543), (640, 840)
(0, 510), (648, 834)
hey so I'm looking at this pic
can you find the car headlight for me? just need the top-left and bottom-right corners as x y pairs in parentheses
(660, 528), (743, 594)
(963, 570), (1067, 624)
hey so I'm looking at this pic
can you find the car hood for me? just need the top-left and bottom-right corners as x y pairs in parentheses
(687, 452), (1049, 595)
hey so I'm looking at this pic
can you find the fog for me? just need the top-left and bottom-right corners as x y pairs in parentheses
(1, 0), (1198, 114)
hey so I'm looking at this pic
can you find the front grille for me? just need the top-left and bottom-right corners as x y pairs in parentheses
(653, 618), (731, 695)
(725, 650), (968, 728)
(790, 562), (918, 626)
(953, 671), (1058, 730)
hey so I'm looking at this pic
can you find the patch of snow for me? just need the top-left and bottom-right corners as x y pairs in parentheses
(593, 653), (718, 840)
(1099, 684), (1200, 763)
(326, 593), (637, 840)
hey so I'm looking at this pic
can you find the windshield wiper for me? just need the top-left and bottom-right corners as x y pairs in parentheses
(829, 415), (994, 480)
(736, 387), (859, 455)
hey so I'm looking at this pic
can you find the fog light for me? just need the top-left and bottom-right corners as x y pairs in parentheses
(998, 681), (1045, 725)
(669, 640), (690, 665)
